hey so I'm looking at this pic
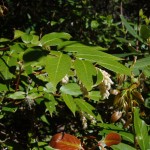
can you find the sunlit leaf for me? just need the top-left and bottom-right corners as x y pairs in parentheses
(44, 52), (71, 91)
(7, 91), (25, 99)
(118, 132), (134, 143)
(62, 94), (76, 116)
(111, 143), (136, 150)
(74, 59), (97, 91)
(21, 33), (33, 44)
(40, 32), (71, 46)
(104, 132), (121, 147)
(60, 83), (82, 96)
(88, 91), (101, 101)
(49, 133), (83, 150)
(58, 41), (107, 51)
(75, 98), (96, 117)
(134, 108), (150, 150)
(44, 94), (57, 116)
(14, 30), (25, 39)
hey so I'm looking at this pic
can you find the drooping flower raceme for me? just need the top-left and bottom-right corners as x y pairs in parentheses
(99, 69), (114, 99)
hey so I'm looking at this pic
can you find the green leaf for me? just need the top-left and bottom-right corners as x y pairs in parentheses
(21, 33), (33, 44)
(7, 91), (25, 99)
(74, 59), (97, 91)
(62, 94), (76, 116)
(2, 106), (18, 113)
(14, 30), (25, 39)
(58, 41), (107, 51)
(119, 132), (134, 143)
(44, 52), (71, 91)
(23, 47), (48, 65)
(40, 32), (71, 46)
(0, 55), (16, 79)
(134, 108), (150, 150)
(31, 35), (40, 45)
(40, 115), (50, 125)
(44, 94), (57, 116)
(91, 20), (99, 29)
(60, 83), (82, 96)
(88, 91), (101, 101)
(75, 98), (96, 117)
(120, 15), (142, 42)
(133, 56), (150, 69)
(44, 146), (56, 150)
(97, 59), (131, 75)
(140, 25), (150, 41)
(61, 44), (130, 75)
(111, 143), (136, 150)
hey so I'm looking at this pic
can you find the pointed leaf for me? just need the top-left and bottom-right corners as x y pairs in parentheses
(75, 98), (96, 117)
(7, 91), (25, 99)
(49, 133), (83, 150)
(60, 83), (82, 96)
(134, 108), (150, 150)
(58, 41), (107, 51)
(14, 30), (25, 39)
(44, 52), (71, 91)
(21, 33), (33, 44)
(120, 15), (142, 42)
(133, 56), (150, 69)
(40, 32), (71, 46)
(97, 59), (131, 75)
(111, 143), (136, 150)
(44, 94), (57, 116)
(62, 94), (76, 116)
(118, 132), (134, 143)
(104, 132), (121, 147)
(74, 59), (97, 91)
(0, 56), (16, 79)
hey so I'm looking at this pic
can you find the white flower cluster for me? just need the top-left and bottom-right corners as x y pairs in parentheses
(80, 111), (88, 129)
(80, 112), (97, 129)
(99, 69), (114, 99)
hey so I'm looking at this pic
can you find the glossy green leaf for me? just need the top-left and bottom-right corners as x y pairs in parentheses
(2, 106), (18, 113)
(134, 108), (150, 150)
(21, 33), (33, 44)
(40, 32), (71, 46)
(44, 94), (57, 116)
(14, 30), (25, 39)
(58, 41), (107, 51)
(62, 44), (130, 75)
(111, 143), (136, 150)
(97, 59), (131, 75)
(0, 56), (16, 80)
(44, 146), (56, 150)
(31, 35), (40, 45)
(62, 94), (76, 116)
(44, 52), (71, 91)
(7, 91), (25, 99)
(120, 15), (142, 42)
(119, 132), (134, 143)
(60, 83), (82, 96)
(140, 25), (150, 40)
(40, 115), (50, 125)
(75, 98), (96, 117)
(74, 59), (97, 91)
